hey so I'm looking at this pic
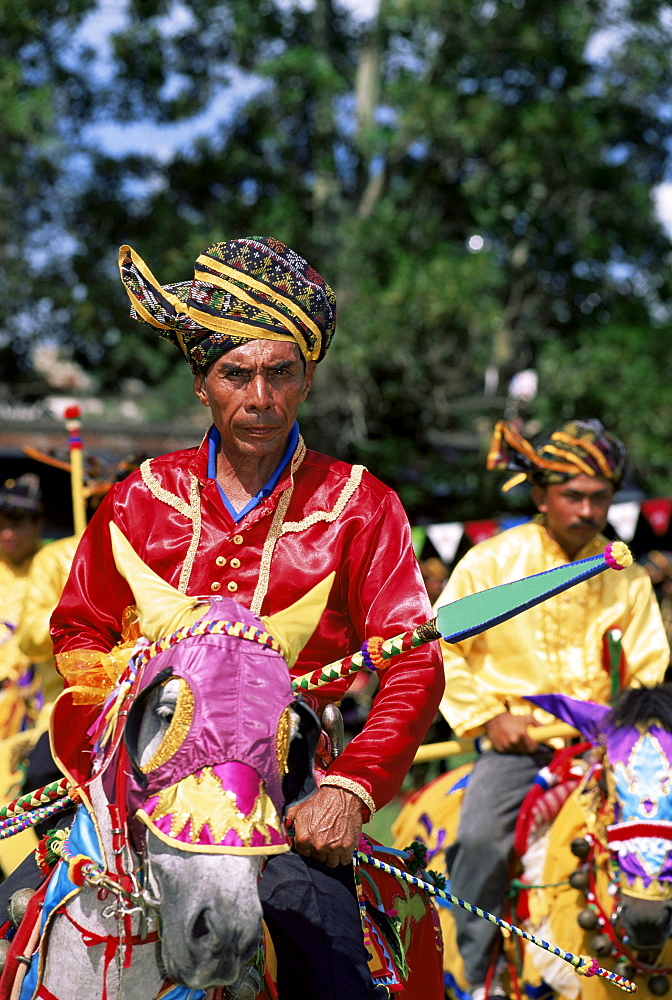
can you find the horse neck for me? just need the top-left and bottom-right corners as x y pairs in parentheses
(38, 776), (165, 1000)
(88, 771), (124, 868)
(87, 759), (145, 881)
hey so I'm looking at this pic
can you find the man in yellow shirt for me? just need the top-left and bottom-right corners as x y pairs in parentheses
(436, 419), (670, 1000)
(0, 475), (44, 694)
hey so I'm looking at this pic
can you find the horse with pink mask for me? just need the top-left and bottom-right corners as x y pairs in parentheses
(120, 595), (321, 987)
(0, 522), (324, 1000)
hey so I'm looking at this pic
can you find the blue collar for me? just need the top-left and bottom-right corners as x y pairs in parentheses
(207, 423), (299, 522)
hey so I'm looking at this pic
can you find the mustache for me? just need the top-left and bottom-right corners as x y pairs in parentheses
(568, 519), (601, 530)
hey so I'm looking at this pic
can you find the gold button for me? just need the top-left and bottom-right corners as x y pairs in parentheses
(216, 556), (226, 567)
(230, 557), (241, 569)
(211, 582), (221, 592)
(227, 581), (238, 592)
(233, 534), (244, 545)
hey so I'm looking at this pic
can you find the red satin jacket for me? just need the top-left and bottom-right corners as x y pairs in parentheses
(51, 431), (443, 813)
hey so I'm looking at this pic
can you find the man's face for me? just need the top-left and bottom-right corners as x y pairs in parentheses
(533, 473), (615, 559)
(0, 513), (42, 566)
(193, 340), (315, 462)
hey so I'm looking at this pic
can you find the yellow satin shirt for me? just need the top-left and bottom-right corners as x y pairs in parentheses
(438, 521), (670, 737)
(15, 535), (79, 703)
(0, 549), (39, 682)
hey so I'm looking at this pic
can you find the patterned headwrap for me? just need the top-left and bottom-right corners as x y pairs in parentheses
(118, 238), (337, 374)
(0, 474), (43, 516)
(487, 419), (627, 493)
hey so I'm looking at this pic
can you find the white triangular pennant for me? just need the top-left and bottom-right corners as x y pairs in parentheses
(426, 522), (464, 565)
(608, 500), (641, 543)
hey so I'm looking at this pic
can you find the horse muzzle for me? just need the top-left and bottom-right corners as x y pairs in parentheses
(615, 893), (672, 953)
(147, 833), (264, 987)
(163, 909), (263, 988)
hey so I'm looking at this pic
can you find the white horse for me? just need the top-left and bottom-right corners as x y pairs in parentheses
(2, 522), (324, 999)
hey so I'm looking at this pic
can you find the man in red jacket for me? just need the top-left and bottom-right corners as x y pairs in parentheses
(51, 237), (444, 999)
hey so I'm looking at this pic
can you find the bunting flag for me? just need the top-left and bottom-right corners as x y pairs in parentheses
(607, 501), (641, 544)
(411, 526), (427, 558)
(416, 498), (672, 567)
(426, 523), (464, 565)
(463, 519), (498, 545)
(640, 498), (672, 537)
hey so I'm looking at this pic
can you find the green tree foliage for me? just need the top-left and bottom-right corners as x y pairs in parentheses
(3, 0), (672, 517)
(0, 1), (95, 385)
(534, 322), (672, 497)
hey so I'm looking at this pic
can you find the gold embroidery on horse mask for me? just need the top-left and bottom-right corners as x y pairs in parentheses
(149, 768), (281, 847)
(140, 678), (196, 774)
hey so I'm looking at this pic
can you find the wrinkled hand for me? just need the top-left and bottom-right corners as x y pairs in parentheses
(485, 712), (540, 754)
(286, 785), (364, 867)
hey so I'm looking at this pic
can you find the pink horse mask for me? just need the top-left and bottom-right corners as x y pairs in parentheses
(116, 596), (320, 855)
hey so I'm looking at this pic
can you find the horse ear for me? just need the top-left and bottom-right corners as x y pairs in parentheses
(262, 572), (335, 668)
(109, 521), (204, 641)
(282, 699), (321, 810)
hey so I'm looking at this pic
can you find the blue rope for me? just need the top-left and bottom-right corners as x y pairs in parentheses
(354, 850), (636, 994)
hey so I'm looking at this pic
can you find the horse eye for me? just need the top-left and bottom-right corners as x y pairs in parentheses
(156, 703), (175, 724)
(138, 678), (195, 774)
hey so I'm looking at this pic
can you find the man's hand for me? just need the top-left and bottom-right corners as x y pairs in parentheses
(485, 712), (540, 754)
(286, 785), (364, 867)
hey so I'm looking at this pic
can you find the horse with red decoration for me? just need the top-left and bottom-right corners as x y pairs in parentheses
(0, 523), (445, 1000)
(393, 682), (672, 1000)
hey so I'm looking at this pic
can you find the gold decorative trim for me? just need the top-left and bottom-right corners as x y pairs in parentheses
(135, 812), (289, 855)
(620, 874), (672, 901)
(321, 776), (376, 816)
(276, 707), (291, 775)
(145, 767), (284, 848)
(250, 451), (364, 616)
(141, 459), (193, 519)
(281, 465), (365, 534)
(140, 460), (201, 595)
(178, 474), (202, 594)
(250, 438), (306, 615)
(141, 679), (195, 773)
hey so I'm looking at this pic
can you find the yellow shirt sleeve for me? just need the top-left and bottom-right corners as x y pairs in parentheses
(15, 536), (79, 662)
(437, 522), (670, 738)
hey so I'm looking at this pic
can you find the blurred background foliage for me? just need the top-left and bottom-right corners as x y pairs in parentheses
(1, 0), (672, 521)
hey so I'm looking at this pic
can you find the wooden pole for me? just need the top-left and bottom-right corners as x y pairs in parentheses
(411, 722), (579, 763)
(64, 405), (86, 537)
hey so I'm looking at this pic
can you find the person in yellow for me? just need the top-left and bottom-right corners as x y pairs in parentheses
(14, 535), (79, 705)
(12, 451), (147, 707)
(0, 474), (48, 875)
(436, 419), (670, 1000)
(0, 475), (44, 700)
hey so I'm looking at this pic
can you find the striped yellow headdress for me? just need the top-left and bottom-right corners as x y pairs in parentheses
(119, 238), (336, 374)
(487, 419), (627, 493)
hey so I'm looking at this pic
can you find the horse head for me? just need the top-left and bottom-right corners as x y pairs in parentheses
(56, 523), (326, 989)
(527, 686), (672, 962)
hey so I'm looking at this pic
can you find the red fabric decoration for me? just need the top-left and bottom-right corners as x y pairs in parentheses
(464, 520), (499, 545)
(641, 498), (672, 536)
(0, 879), (49, 1000)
